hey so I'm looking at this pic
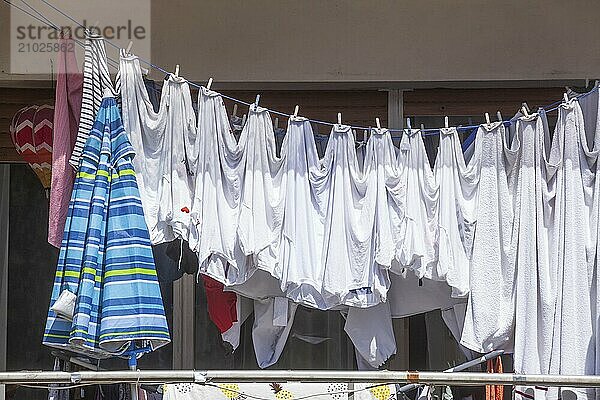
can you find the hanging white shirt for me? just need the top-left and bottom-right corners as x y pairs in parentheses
(190, 87), (245, 283)
(311, 124), (386, 308)
(236, 105), (285, 280)
(275, 117), (328, 308)
(388, 129), (439, 280)
(120, 53), (195, 244)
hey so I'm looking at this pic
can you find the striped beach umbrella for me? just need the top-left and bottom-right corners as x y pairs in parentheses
(43, 95), (170, 358)
(10, 105), (54, 191)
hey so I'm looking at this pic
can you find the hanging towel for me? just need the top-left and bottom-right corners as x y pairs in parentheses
(576, 83), (600, 400)
(48, 36), (83, 248)
(460, 122), (516, 353)
(43, 95), (170, 358)
(120, 52), (196, 245)
(511, 112), (558, 400)
(69, 34), (116, 169)
(433, 127), (479, 297)
(546, 99), (598, 400)
(389, 128), (439, 280)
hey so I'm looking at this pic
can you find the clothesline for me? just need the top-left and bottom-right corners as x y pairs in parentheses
(8, 0), (600, 136)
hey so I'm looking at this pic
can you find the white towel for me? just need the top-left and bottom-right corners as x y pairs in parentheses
(511, 113), (555, 376)
(460, 122), (516, 353)
(546, 100), (598, 400)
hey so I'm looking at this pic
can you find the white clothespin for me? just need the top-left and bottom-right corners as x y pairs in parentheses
(420, 123), (425, 133)
(254, 94), (260, 107)
(497, 111), (503, 122)
(563, 92), (569, 103)
(521, 106), (530, 118)
(241, 114), (247, 126)
(125, 41), (133, 54)
(406, 117), (412, 130)
(274, 117), (279, 129)
(376, 117), (381, 129)
(337, 113), (342, 125)
(88, 20), (100, 35)
(293, 105), (299, 118)
(444, 116), (449, 129)
(522, 102), (531, 114)
(364, 129), (369, 141)
(585, 78), (590, 88)
(232, 104), (238, 118)
(207, 77), (213, 90)
(174, 64), (180, 77)
(484, 112), (491, 125)
(141, 67), (149, 75)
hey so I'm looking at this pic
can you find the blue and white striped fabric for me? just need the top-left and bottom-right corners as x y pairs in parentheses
(43, 96), (170, 358)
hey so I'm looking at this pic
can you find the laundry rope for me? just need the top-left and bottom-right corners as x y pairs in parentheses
(7, 0), (600, 136)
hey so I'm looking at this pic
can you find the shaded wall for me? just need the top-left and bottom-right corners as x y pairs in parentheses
(7, 165), (56, 399)
(1, 1), (600, 84)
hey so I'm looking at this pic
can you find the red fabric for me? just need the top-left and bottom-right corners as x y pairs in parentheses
(48, 36), (83, 247)
(486, 356), (503, 400)
(202, 275), (237, 333)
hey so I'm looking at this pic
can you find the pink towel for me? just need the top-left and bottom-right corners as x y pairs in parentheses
(48, 36), (83, 247)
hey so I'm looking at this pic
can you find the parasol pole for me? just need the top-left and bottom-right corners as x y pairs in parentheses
(128, 343), (138, 400)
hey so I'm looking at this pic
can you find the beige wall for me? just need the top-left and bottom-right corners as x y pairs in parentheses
(1, 0), (600, 86)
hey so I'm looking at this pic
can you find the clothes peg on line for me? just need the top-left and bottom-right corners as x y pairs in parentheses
(125, 41), (133, 54)
(420, 123), (425, 133)
(88, 20), (100, 35)
(485, 113), (491, 125)
(521, 106), (530, 118)
(254, 94), (260, 107)
(293, 105), (299, 118)
(586, 78), (590, 88)
(207, 77), (213, 90)
(522, 102), (531, 114)
(376, 117), (381, 129)
(406, 118), (412, 130)
(337, 113), (342, 125)
(241, 114), (247, 126)
(444, 116), (449, 129)
(274, 117), (279, 129)
(232, 104), (238, 117)
(563, 92), (569, 103)
(497, 111), (503, 122)
(174, 65), (180, 77)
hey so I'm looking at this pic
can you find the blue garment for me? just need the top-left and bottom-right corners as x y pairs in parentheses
(43, 96), (170, 358)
